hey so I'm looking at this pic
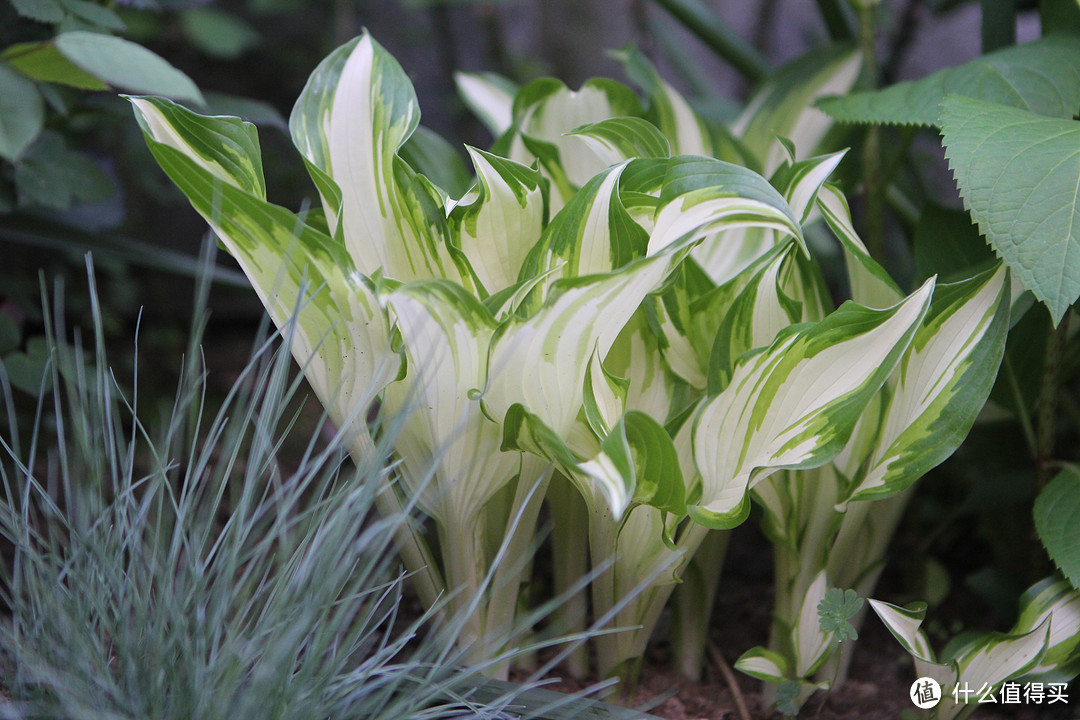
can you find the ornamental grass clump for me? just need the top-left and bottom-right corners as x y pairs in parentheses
(129, 30), (1023, 705)
(0, 263), (564, 720)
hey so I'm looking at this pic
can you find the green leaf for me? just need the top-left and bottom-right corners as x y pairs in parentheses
(734, 646), (789, 683)
(818, 36), (1080, 128)
(818, 587), (863, 642)
(1035, 467), (1080, 590)
(58, 0), (125, 30)
(14, 131), (114, 210)
(0, 314), (20, 354)
(940, 96), (1080, 325)
(9, 0), (65, 23)
(179, 7), (259, 60)
(689, 280), (933, 529)
(1, 41), (108, 89)
(2, 336), (52, 395)
(201, 91), (288, 132)
(0, 62), (45, 162)
(55, 31), (203, 104)
(400, 124), (472, 198)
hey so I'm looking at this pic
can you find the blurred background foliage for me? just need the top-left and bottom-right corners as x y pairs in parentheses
(1, 0), (1076, 649)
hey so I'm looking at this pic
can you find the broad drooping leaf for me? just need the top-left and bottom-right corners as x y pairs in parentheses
(689, 280), (933, 529)
(0, 62), (44, 162)
(818, 35), (1080, 127)
(1013, 577), (1080, 681)
(129, 97), (398, 428)
(55, 32), (203, 105)
(1035, 467), (1080, 591)
(940, 96), (1080, 325)
(1, 41), (108, 90)
(455, 71), (518, 139)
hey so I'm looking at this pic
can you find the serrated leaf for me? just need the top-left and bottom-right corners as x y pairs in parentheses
(2, 41), (108, 90)
(58, 0), (125, 30)
(9, 0), (65, 23)
(0, 62), (45, 162)
(818, 35), (1080, 128)
(1035, 467), (1080, 589)
(55, 31), (203, 104)
(940, 96), (1080, 325)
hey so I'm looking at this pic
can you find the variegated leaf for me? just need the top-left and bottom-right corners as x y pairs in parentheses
(566, 117), (671, 165)
(817, 183), (904, 309)
(611, 45), (714, 157)
(1014, 577), (1080, 682)
(708, 242), (804, 394)
(449, 147), (545, 296)
(289, 32), (467, 285)
(129, 96), (398, 427)
(385, 281), (521, 526)
(486, 253), (674, 436)
(732, 45), (861, 175)
(455, 70), (518, 138)
(689, 280), (934, 529)
(735, 647), (790, 683)
(793, 571), (833, 677)
(845, 265), (1010, 503)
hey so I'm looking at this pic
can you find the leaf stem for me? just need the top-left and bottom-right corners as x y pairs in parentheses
(648, 0), (772, 83)
(858, 3), (885, 263)
(815, 0), (857, 41)
(1036, 310), (1070, 490)
(981, 0), (1017, 53)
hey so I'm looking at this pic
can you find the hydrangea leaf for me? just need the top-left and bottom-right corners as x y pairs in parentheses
(940, 96), (1080, 325)
(818, 35), (1080, 128)
(1035, 467), (1080, 591)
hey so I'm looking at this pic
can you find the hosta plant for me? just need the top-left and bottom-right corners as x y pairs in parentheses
(131, 29), (1013, 703)
(871, 576), (1080, 720)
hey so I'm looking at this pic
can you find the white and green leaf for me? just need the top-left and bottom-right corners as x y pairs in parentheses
(731, 45), (861, 174)
(844, 265), (1010, 503)
(129, 96), (399, 425)
(455, 70), (518, 138)
(689, 280), (934, 529)
(449, 147), (545, 296)
(289, 32), (466, 285)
